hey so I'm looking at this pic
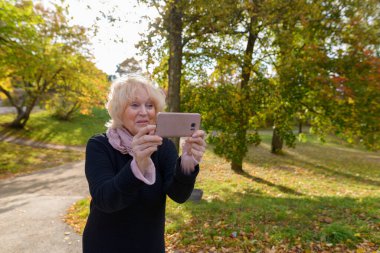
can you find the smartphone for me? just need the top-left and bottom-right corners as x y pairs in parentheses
(155, 112), (201, 137)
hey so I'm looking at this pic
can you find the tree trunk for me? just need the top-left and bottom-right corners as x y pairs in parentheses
(230, 16), (258, 172)
(9, 108), (31, 128)
(271, 128), (283, 154)
(8, 97), (38, 128)
(298, 120), (303, 134)
(167, 0), (183, 151)
(231, 160), (244, 173)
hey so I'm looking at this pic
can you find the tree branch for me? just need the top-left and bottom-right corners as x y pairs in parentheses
(0, 84), (21, 110)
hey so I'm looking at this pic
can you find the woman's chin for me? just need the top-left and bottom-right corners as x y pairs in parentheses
(135, 123), (149, 132)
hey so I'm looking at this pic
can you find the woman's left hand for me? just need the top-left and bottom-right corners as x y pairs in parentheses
(182, 130), (206, 163)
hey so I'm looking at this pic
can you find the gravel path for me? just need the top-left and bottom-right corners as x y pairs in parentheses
(0, 161), (88, 253)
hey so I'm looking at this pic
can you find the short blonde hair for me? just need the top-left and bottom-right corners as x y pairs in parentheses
(105, 74), (166, 129)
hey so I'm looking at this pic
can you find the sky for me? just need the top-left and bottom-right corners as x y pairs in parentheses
(45, 0), (157, 75)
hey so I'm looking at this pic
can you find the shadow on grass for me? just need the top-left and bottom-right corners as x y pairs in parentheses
(167, 190), (380, 249)
(237, 170), (304, 196)
(0, 126), (28, 140)
(289, 156), (380, 187)
(245, 142), (380, 187)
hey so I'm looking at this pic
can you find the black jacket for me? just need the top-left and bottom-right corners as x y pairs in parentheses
(82, 134), (199, 253)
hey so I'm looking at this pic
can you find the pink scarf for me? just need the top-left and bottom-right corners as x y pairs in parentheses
(107, 127), (156, 185)
(106, 127), (134, 155)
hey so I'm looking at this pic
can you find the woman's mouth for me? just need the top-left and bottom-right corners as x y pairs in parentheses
(136, 120), (149, 125)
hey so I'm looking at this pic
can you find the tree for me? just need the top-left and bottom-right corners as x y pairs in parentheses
(139, 0), (268, 171)
(115, 57), (143, 76)
(180, 0), (267, 172)
(0, 0), (97, 128)
(138, 0), (189, 151)
(45, 55), (109, 120)
(270, 0), (380, 152)
(0, 0), (42, 126)
(138, 0), (380, 173)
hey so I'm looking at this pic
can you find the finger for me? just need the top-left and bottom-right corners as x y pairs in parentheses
(191, 149), (204, 161)
(190, 144), (205, 153)
(135, 125), (157, 138)
(191, 145), (205, 154)
(134, 134), (162, 145)
(134, 142), (160, 152)
(187, 137), (206, 147)
(133, 144), (157, 153)
(192, 130), (205, 139)
(182, 139), (192, 152)
(184, 139), (205, 156)
(135, 146), (158, 158)
(141, 134), (163, 144)
(184, 144), (193, 155)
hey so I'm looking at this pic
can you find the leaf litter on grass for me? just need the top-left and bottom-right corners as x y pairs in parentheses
(64, 141), (380, 252)
(163, 143), (380, 252)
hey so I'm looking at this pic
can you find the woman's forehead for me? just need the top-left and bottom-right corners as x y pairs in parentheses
(130, 87), (152, 101)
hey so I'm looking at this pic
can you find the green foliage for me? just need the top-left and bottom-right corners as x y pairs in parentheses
(47, 94), (80, 121)
(270, 0), (380, 151)
(330, 51), (380, 150)
(0, 0), (109, 128)
(44, 56), (109, 120)
(138, 0), (380, 171)
(182, 82), (266, 167)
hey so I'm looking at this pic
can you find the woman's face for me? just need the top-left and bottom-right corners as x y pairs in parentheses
(123, 88), (156, 135)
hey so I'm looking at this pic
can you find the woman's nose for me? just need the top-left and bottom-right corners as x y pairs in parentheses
(139, 105), (147, 115)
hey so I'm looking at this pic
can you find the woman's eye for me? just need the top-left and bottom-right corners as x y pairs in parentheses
(146, 104), (154, 109)
(130, 103), (139, 108)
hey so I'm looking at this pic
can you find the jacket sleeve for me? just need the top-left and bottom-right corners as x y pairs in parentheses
(85, 136), (144, 213)
(160, 139), (199, 203)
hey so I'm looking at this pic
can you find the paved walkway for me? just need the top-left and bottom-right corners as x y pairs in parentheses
(0, 109), (87, 252)
(0, 161), (88, 253)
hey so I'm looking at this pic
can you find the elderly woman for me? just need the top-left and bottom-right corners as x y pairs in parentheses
(82, 75), (206, 253)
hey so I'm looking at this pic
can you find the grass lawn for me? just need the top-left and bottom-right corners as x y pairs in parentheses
(66, 138), (380, 252)
(0, 141), (84, 178)
(0, 108), (109, 146)
(0, 108), (107, 177)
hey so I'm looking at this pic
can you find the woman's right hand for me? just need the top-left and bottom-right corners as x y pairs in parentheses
(131, 125), (162, 172)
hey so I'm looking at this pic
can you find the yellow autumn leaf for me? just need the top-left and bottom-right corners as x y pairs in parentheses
(356, 248), (365, 253)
